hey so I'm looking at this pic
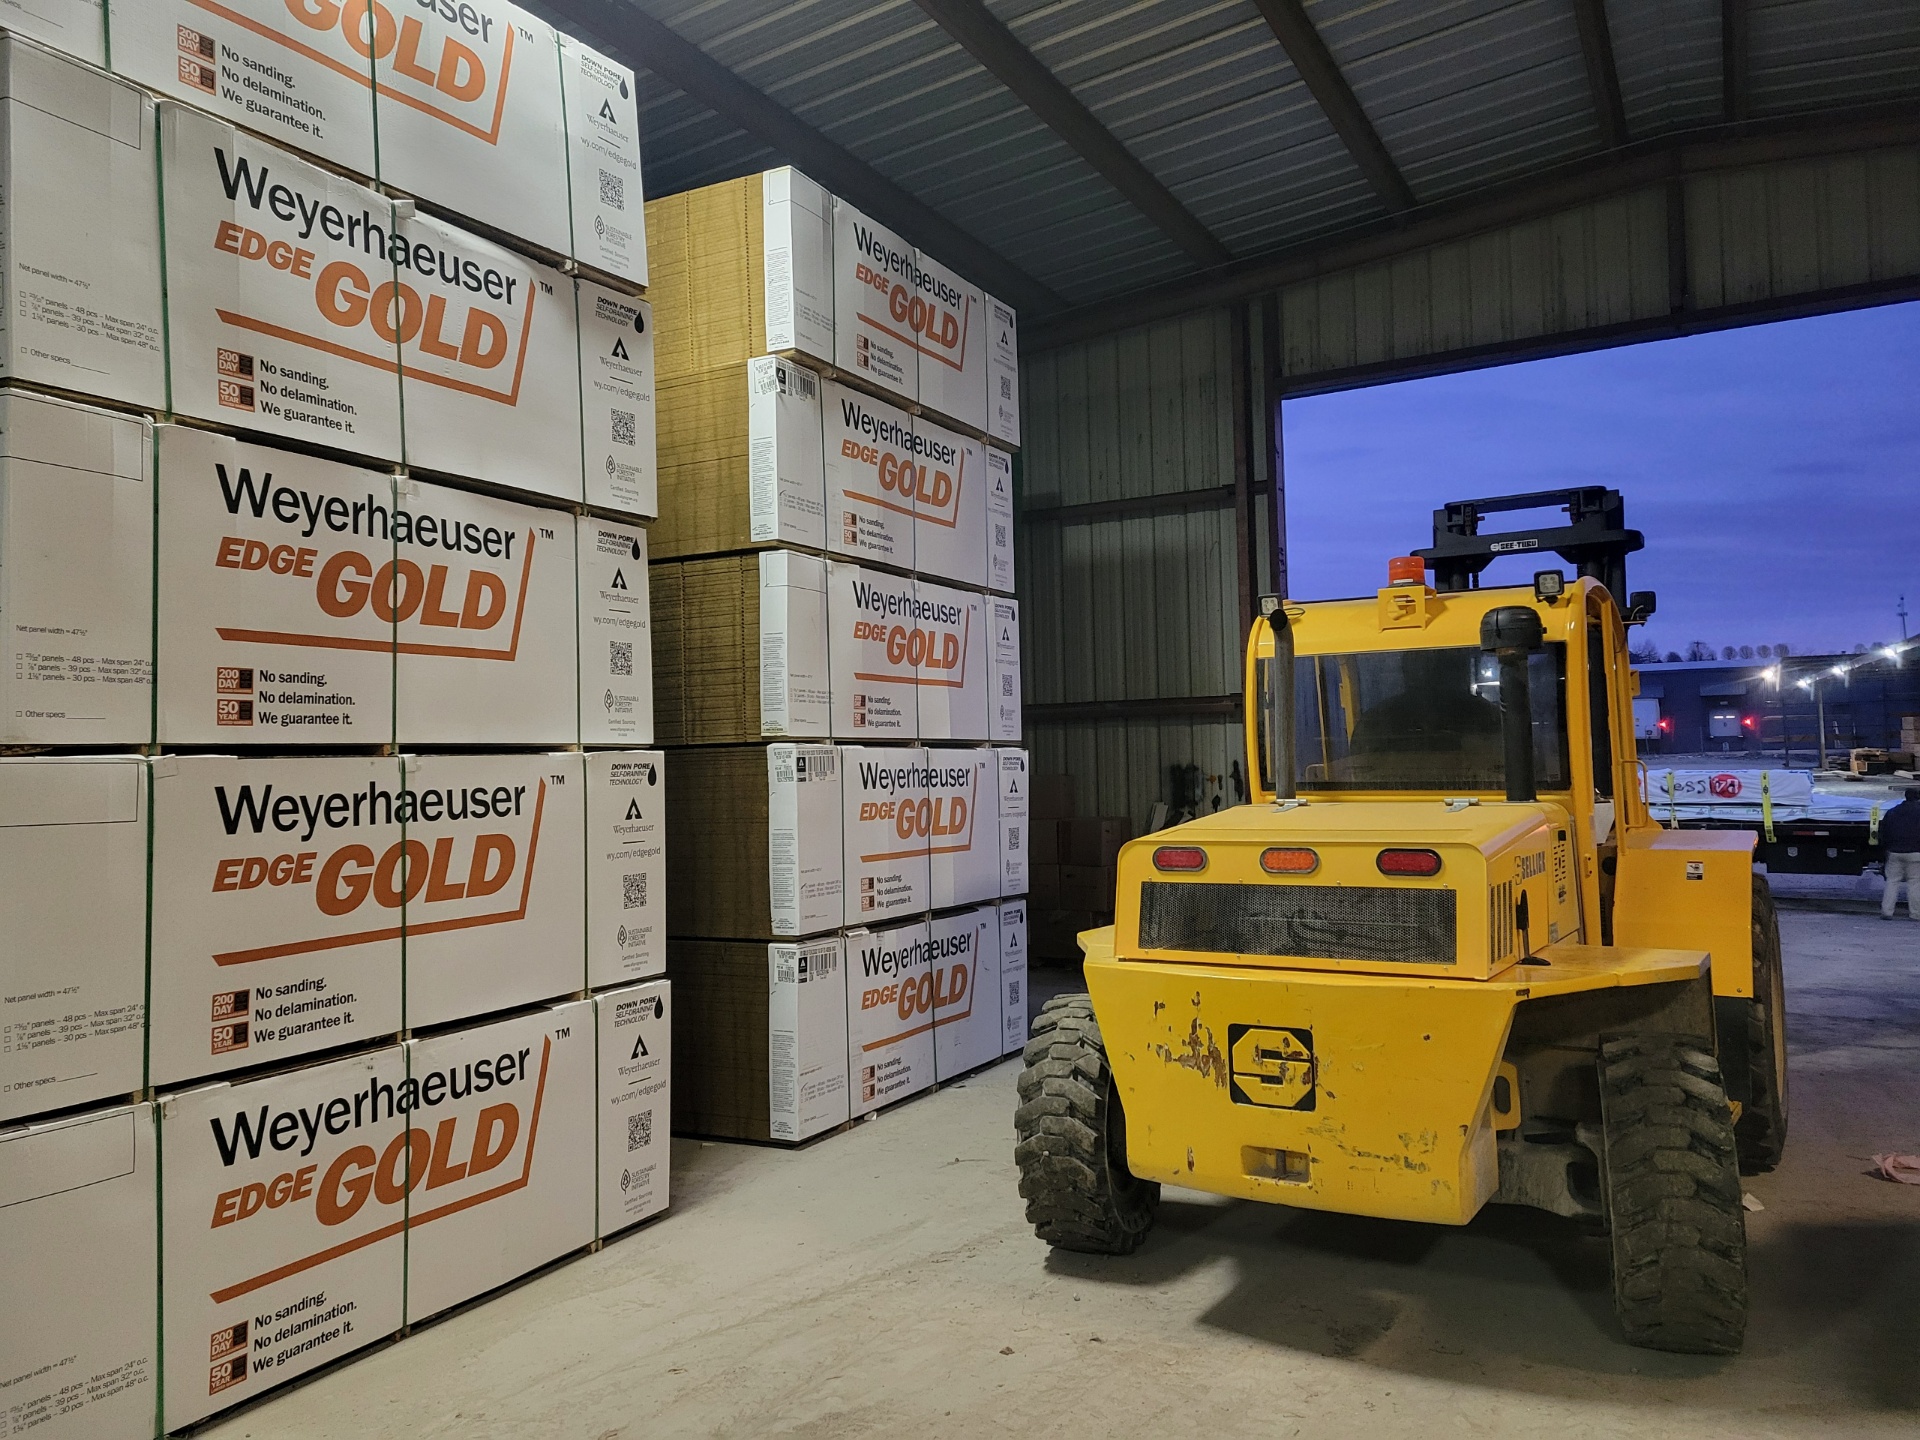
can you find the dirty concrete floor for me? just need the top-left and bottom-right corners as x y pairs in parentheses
(207, 910), (1920, 1439)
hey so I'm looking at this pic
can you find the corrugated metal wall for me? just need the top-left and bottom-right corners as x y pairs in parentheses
(1018, 312), (1255, 829)
(1274, 142), (1920, 385)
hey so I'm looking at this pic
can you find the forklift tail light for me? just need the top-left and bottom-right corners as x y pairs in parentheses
(1153, 846), (1208, 872)
(1377, 848), (1442, 877)
(1260, 847), (1319, 875)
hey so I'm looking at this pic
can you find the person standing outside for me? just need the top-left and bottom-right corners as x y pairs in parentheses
(1880, 786), (1920, 920)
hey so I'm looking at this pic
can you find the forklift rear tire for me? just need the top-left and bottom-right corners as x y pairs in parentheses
(1598, 1035), (1748, 1355)
(1014, 995), (1159, 1255)
(1736, 876), (1789, 1173)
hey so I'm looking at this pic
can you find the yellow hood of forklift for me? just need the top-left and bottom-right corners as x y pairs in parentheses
(1112, 799), (1580, 981)
(1156, 798), (1556, 850)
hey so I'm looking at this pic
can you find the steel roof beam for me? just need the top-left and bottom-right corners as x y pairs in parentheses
(1026, 105), (1920, 350)
(538, 0), (1062, 315)
(1249, 0), (1416, 214)
(1572, 0), (1630, 149)
(1723, 0), (1751, 122)
(910, 0), (1231, 266)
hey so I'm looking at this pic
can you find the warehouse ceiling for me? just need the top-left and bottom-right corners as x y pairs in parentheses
(534, 0), (1920, 343)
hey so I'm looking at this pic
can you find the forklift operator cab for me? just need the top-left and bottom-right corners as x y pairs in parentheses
(1014, 489), (1787, 1358)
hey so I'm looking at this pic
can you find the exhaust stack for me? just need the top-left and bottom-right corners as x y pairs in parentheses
(1261, 596), (1296, 801)
(1480, 606), (1545, 803)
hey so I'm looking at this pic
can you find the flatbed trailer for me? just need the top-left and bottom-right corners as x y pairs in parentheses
(1642, 767), (1898, 876)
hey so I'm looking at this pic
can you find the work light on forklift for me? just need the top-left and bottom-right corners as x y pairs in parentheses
(1377, 848), (1443, 877)
(1260, 847), (1319, 875)
(1152, 846), (1208, 872)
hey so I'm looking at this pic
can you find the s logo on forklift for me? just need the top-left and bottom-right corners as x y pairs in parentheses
(1227, 1025), (1316, 1111)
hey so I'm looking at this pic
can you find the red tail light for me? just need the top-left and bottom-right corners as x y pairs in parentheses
(1152, 846), (1207, 872)
(1260, 847), (1319, 875)
(1377, 848), (1442, 877)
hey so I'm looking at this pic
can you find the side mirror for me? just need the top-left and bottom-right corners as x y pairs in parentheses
(1625, 591), (1657, 624)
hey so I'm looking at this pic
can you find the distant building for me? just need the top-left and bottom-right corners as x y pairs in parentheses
(1634, 655), (1920, 760)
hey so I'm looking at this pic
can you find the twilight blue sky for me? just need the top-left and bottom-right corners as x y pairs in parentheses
(1281, 301), (1920, 658)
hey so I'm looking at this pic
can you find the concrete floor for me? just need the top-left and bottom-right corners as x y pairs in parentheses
(207, 909), (1920, 1439)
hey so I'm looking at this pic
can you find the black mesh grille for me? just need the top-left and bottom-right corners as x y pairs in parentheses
(1139, 882), (1458, 966)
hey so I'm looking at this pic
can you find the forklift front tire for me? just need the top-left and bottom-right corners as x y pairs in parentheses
(1598, 1034), (1749, 1355)
(1736, 876), (1789, 1173)
(1014, 995), (1159, 1255)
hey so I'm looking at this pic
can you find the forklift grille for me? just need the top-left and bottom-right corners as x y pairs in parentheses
(1138, 882), (1458, 965)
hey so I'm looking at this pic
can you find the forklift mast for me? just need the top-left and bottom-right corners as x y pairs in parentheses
(1411, 487), (1654, 620)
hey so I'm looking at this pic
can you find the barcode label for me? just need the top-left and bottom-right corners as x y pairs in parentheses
(623, 871), (647, 909)
(609, 640), (633, 676)
(599, 168), (625, 211)
(627, 1109), (652, 1151)
(611, 408), (636, 446)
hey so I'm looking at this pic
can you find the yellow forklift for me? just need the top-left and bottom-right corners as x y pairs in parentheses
(1015, 490), (1786, 1355)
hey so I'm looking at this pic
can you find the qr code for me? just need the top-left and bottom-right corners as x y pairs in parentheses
(623, 871), (647, 909)
(999, 375), (1013, 399)
(599, 169), (625, 211)
(627, 1109), (651, 1151)
(611, 408), (636, 446)
(609, 640), (633, 676)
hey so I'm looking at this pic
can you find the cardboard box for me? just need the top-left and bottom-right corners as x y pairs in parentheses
(986, 293), (1020, 448)
(644, 168), (830, 379)
(663, 744), (841, 941)
(586, 750), (665, 988)
(650, 551), (829, 745)
(761, 167), (834, 362)
(998, 898), (1027, 1054)
(651, 356), (825, 559)
(595, 981), (669, 1235)
(0, 35), (164, 410)
(1032, 772), (1075, 820)
(1030, 864), (1059, 907)
(560, 32), (646, 286)
(578, 518), (654, 746)
(823, 380), (915, 569)
(372, 1), (570, 257)
(769, 935), (849, 1142)
(1061, 864), (1116, 913)
(997, 747), (1030, 897)
(0, 391), (153, 745)
(759, 549), (832, 738)
(845, 918), (933, 1116)
(1065, 817), (1133, 868)
(832, 199), (916, 403)
(911, 248), (987, 434)
(828, 561), (917, 738)
(0, 1102), (157, 1440)
(109, 0), (378, 176)
(1, 0), (104, 65)
(927, 747), (998, 910)
(916, 578), (989, 741)
(842, 745), (930, 926)
(393, 210), (582, 503)
(986, 445), (1015, 593)
(769, 743), (844, 937)
(1, 759), (147, 1124)
(398, 752), (586, 1031)
(911, 415), (987, 588)
(669, 936), (839, 1142)
(392, 478), (577, 746)
(160, 1048), (404, 1431)
(160, 103), (403, 459)
(154, 425), (397, 745)
(148, 755), (405, 1088)
(989, 596), (1022, 742)
(578, 282), (656, 518)
(931, 904), (1001, 1081)
(403, 1001), (596, 1321)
